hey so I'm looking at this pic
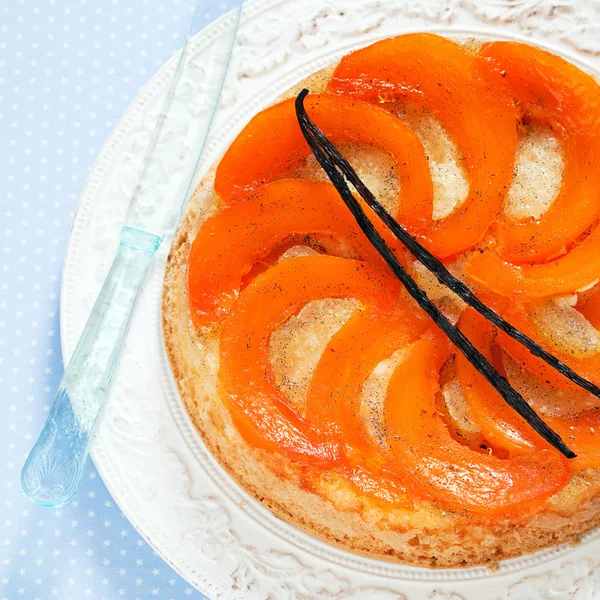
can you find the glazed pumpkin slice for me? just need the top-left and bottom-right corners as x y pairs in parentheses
(497, 302), (600, 392)
(328, 32), (517, 258)
(214, 93), (433, 228)
(307, 307), (427, 450)
(188, 179), (386, 329)
(219, 255), (401, 464)
(498, 326), (580, 393)
(476, 41), (600, 264)
(461, 306), (600, 469)
(299, 460), (421, 508)
(544, 411), (600, 470)
(466, 225), (600, 300)
(385, 331), (571, 515)
(502, 352), (600, 470)
(306, 308), (429, 502)
(455, 308), (544, 452)
(578, 288), (600, 330)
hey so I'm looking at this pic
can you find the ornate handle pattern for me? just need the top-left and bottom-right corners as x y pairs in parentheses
(21, 226), (161, 507)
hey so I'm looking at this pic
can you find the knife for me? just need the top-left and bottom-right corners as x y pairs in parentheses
(21, 0), (244, 508)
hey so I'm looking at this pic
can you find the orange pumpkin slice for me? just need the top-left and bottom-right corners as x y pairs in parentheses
(466, 225), (600, 301)
(545, 411), (600, 470)
(305, 304), (428, 493)
(385, 331), (571, 514)
(188, 179), (385, 329)
(214, 93), (433, 229)
(455, 308), (540, 452)
(476, 41), (600, 264)
(460, 307), (600, 469)
(328, 32), (517, 258)
(307, 307), (427, 448)
(219, 255), (401, 464)
(497, 302), (600, 392)
(578, 289), (600, 330)
(306, 307), (431, 502)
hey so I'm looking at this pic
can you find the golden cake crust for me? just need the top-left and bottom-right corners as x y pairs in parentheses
(162, 63), (600, 569)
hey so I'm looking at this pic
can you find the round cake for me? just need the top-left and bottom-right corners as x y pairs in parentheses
(163, 33), (600, 568)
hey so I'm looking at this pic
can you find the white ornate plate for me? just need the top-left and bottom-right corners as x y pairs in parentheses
(61, 0), (600, 597)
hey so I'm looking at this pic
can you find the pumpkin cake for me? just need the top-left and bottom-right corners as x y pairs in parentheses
(163, 34), (600, 568)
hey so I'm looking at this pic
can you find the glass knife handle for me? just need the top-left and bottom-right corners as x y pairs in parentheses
(21, 227), (160, 508)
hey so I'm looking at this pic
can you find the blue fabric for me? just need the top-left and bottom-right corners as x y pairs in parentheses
(0, 1), (237, 598)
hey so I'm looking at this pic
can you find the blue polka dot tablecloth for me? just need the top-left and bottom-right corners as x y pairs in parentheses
(0, 1), (237, 599)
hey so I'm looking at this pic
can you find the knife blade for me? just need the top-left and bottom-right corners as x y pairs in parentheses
(21, 0), (244, 508)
